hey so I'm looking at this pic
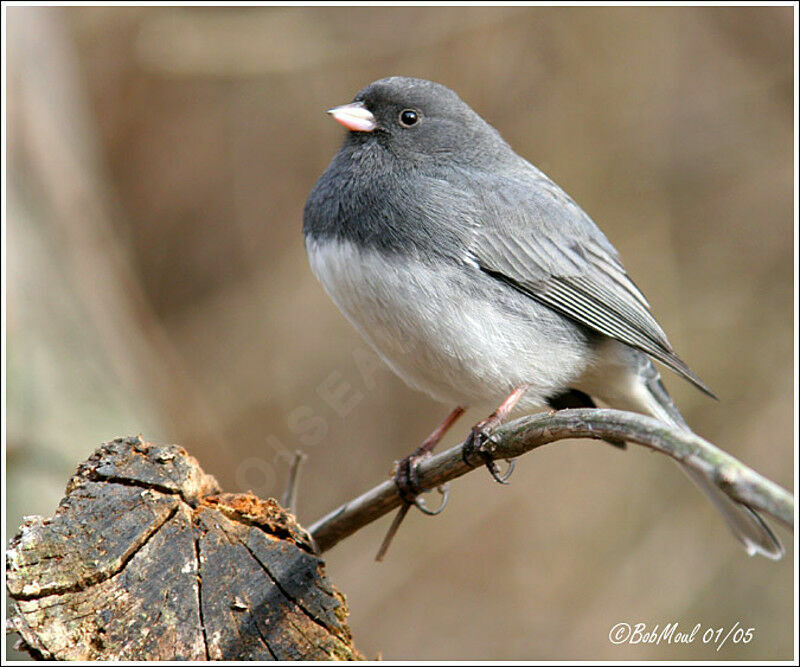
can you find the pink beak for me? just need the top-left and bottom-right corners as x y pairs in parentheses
(327, 102), (377, 132)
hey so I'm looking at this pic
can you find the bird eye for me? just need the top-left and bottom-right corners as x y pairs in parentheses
(398, 109), (419, 127)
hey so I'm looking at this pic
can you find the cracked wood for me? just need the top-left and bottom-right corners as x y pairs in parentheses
(6, 436), (361, 661)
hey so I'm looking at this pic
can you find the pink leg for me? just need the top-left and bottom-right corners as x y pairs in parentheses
(414, 406), (466, 457)
(479, 385), (529, 428)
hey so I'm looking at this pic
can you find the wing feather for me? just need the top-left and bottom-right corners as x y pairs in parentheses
(468, 170), (716, 398)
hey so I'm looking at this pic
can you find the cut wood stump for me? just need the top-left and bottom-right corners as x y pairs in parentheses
(6, 437), (361, 661)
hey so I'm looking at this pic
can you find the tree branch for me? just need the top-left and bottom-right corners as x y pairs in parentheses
(308, 408), (794, 554)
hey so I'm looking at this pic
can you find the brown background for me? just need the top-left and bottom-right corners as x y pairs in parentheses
(6, 5), (795, 660)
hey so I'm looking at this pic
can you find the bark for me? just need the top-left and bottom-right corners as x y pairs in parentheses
(6, 437), (360, 661)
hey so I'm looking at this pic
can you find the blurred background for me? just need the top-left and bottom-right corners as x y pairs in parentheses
(5, 5), (794, 660)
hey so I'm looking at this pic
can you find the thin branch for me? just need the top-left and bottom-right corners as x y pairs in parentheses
(374, 504), (411, 562)
(308, 408), (794, 554)
(281, 450), (307, 516)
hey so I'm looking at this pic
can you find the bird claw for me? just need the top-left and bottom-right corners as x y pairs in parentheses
(462, 423), (517, 484)
(486, 457), (516, 484)
(394, 454), (451, 515)
(413, 483), (450, 515)
(393, 453), (423, 505)
(378, 452), (452, 562)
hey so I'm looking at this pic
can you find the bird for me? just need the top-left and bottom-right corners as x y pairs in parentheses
(302, 76), (782, 559)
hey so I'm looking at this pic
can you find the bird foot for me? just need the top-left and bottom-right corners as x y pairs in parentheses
(393, 452), (450, 515)
(462, 419), (516, 484)
(378, 446), (452, 561)
(389, 405), (464, 515)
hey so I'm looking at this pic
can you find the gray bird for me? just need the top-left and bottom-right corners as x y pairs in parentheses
(303, 76), (782, 559)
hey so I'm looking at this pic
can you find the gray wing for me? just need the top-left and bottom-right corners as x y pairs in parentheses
(467, 169), (716, 398)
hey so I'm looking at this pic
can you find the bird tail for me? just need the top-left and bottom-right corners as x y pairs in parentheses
(633, 359), (783, 560)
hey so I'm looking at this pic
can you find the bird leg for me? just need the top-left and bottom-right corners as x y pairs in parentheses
(463, 385), (529, 483)
(377, 406), (465, 562)
(393, 405), (465, 505)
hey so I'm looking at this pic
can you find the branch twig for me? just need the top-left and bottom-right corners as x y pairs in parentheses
(281, 450), (307, 516)
(308, 408), (794, 554)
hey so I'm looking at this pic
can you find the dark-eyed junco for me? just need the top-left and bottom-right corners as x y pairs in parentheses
(303, 76), (782, 559)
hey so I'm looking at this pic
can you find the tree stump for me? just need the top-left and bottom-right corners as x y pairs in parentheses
(6, 437), (361, 660)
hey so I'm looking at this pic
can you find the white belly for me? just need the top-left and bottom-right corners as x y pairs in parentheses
(306, 238), (593, 409)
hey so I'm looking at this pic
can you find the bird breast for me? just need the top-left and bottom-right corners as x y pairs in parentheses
(305, 235), (593, 409)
